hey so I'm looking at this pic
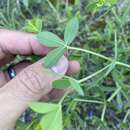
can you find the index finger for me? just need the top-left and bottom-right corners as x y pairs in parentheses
(0, 29), (51, 59)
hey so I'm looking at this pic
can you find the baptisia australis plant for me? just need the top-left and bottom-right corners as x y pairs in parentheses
(29, 17), (130, 130)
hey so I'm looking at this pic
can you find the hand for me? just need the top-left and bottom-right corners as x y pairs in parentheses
(0, 30), (80, 130)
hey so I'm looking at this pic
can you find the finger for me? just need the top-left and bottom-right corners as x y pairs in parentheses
(67, 60), (80, 75)
(42, 61), (80, 101)
(48, 61), (80, 100)
(0, 60), (80, 87)
(0, 54), (14, 66)
(0, 61), (31, 87)
(0, 29), (51, 65)
(0, 56), (69, 129)
(41, 88), (71, 101)
(0, 60), (80, 102)
(5, 61), (32, 82)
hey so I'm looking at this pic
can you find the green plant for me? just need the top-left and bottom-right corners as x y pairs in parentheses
(87, 0), (117, 12)
(29, 16), (130, 130)
(2, 0), (130, 129)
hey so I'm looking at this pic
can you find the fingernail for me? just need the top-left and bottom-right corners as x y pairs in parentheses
(51, 56), (69, 74)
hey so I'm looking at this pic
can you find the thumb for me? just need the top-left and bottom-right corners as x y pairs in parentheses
(0, 56), (68, 130)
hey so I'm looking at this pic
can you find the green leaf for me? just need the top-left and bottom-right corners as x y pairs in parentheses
(24, 18), (42, 33)
(96, 0), (105, 7)
(44, 46), (65, 68)
(64, 17), (79, 45)
(29, 102), (59, 114)
(52, 77), (84, 96)
(87, 2), (98, 12)
(37, 31), (64, 47)
(40, 107), (63, 130)
(69, 78), (84, 96)
(52, 79), (71, 89)
(35, 125), (42, 130)
(107, 0), (117, 5)
(22, 0), (29, 7)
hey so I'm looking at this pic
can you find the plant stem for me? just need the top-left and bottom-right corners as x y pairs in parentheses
(59, 92), (69, 105)
(123, 109), (130, 123)
(114, 31), (118, 60)
(107, 87), (121, 102)
(101, 103), (107, 121)
(115, 61), (130, 68)
(68, 46), (111, 61)
(79, 64), (110, 83)
(46, 0), (60, 21)
(68, 46), (130, 69)
(74, 99), (104, 104)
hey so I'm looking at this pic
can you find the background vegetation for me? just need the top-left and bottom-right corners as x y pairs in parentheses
(1, 0), (130, 129)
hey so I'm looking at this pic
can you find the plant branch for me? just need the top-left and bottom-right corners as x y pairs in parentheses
(74, 99), (104, 104)
(101, 103), (107, 121)
(68, 46), (111, 61)
(67, 46), (130, 69)
(79, 64), (110, 83)
(59, 91), (69, 105)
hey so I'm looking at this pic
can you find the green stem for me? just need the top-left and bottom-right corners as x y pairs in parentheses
(68, 46), (130, 69)
(46, 0), (60, 21)
(68, 46), (111, 61)
(114, 31), (118, 60)
(107, 87), (121, 102)
(74, 99), (104, 104)
(79, 64), (110, 83)
(59, 92), (69, 105)
(101, 103), (107, 121)
(115, 61), (130, 68)
(123, 109), (130, 123)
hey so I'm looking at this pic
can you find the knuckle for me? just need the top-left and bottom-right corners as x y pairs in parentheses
(17, 68), (44, 96)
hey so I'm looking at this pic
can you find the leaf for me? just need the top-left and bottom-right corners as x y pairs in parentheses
(52, 77), (84, 96)
(35, 125), (42, 130)
(29, 102), (59, 114)
(64, 17), (79, 45)
(37, 31), (64, 47)
(69, 78), (84, 96)
(24, 18), (42, 33)
(22, 0), (29, 7)
(87, 2), (98, 12)
(40, 107), (63, 130)
(107, 0), (117, 5)
(96, 0), (106, 7)
(44, 46), (65, 68)
(52, 79), (71, 89)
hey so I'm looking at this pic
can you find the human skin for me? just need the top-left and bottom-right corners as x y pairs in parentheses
(0, 30), (80, 130)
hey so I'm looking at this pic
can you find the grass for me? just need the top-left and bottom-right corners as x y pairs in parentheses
(1, 0), (130, 129)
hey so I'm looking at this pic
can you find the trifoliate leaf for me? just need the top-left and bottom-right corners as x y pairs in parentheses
(37, 31), (64, 47)
(29, 102), (59, 114)
(40, 107), (63, 130)
(64, 17), (79, 45)
(44, 46), (65, 68)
